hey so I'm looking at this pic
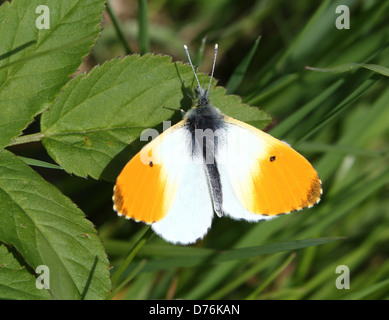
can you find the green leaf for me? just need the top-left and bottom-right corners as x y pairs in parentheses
(0, 244), (51, 299)
(41, 54), (272, 181)
(0, 0), (106, 149)
(0, 150), (111, 299)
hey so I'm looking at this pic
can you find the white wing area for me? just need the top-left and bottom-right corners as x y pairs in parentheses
(151, 126), (214, 245)
(216, 121), (276, 222)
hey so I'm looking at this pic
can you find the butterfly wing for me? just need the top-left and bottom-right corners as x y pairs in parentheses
(215, 116), (322, 221)
(113, 120), (214, 244)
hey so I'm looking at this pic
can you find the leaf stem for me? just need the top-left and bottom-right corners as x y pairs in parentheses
(111, 226), (154, 286)
(8, 133), (45, 146)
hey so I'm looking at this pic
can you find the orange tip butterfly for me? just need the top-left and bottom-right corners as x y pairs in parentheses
(113, 44), (322, 245)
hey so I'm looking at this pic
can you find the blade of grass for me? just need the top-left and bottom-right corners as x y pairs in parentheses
(295, 75), (377, 145)
(295, 141), (384, 157)
(108, 259), (147, 299)
(342, 279), (389, 300)
(244, 73), (298, 105)
(139, 237), (343, 272)
(293, 225), (389, 299)
(289, 168), (389, 292)
(275, 0), (357, 71)
(269, 80), (342, 139)
(246, 252), (296, 300)
(304, 166), (389, 237)
(193, 36), (207, 69)
(111, 226), (154, 286)
(106, 1), (132, 55)
(183, 217), (314, 299)
(226, 36), (261, 94)
(206, 255), (275, 299)
(138, 0), (150, 55)
(315, 86), (389, 181)
(18, 156), (62, 170)
(306, 63), (389, 77)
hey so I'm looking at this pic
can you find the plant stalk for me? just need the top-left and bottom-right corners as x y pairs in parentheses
(7, 133), (45, 146)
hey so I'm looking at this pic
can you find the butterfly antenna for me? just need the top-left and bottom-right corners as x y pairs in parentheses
(184, 45), (201, 89)
(207, 44), (218, 95)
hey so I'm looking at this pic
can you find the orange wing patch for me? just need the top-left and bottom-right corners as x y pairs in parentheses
(113, 122), (186, 223)
(113, 152), (174, 223)
(243, 140), (322, 215)
(223, 116), (322, 216)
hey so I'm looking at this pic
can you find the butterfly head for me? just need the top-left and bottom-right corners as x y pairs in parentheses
(193, 86), (210, 108)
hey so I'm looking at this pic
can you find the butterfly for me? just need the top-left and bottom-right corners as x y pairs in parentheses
(113, 44), (322, 245)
